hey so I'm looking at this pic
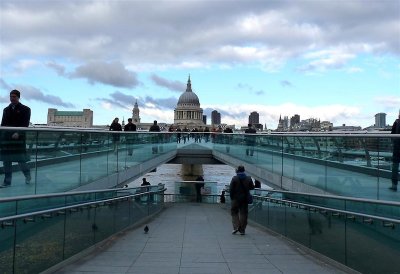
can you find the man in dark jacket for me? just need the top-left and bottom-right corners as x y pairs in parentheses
(124, 118), (137, 156)
(229, 165), (254, 235)
(390, 111), (400, 191)
(0, 90), (31, 187)
(149, 120), (160, 154)
(244, 124), (257, 156)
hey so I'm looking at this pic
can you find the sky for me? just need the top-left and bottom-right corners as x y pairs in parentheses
(0, 0), (399, 129)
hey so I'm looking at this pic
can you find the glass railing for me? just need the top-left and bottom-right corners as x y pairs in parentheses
(1, 128), (398, 202)
(245, 191), (400, 274)
(0, 127), (177, 197)
(211, 133), (399, 201)
(0, 185), (165, 274)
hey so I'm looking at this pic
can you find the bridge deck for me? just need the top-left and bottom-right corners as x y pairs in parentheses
(56, 203), (350, 274)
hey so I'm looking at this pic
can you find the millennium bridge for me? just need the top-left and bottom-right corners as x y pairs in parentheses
(0, 127), (399, 273)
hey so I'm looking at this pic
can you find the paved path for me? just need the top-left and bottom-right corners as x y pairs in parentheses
(55, 203), (351, 274)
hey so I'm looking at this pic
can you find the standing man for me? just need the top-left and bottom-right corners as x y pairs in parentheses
(149, 120), (160, 154)
(244, 124), (257, 156)
(229, 165), (254, 235)
(124, 118), (137, 156)
(109, 117), (122, 154)
(0, 90), (31, 188)
(390, 110), (400, 191)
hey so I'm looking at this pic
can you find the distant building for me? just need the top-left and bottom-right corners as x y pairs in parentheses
(173, 76), (204, 129)
(290, 114), (300, 129)
(132, 100), (141, 124)
(47, 108), (93, 127)
(332, 124), (362, 131)
(211, 110), (221, 126)
(203, 115), (207, 125)
(249, 111), (259, 125)
(277, 115), (289, 131)
(320, 121), (333, 131)
(375, 113), (386, 128)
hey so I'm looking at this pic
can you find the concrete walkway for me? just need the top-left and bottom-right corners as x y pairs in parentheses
(55, 203), (352, 274)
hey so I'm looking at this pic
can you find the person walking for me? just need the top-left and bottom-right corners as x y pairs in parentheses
(124, 118), (136, 156)
(109, 117), (122, 154)
(229, 165), (254, 235)
(0, 89), (31, 188)
(149, 120), (160, 154)
(244, 124), (257, 156)
(390, 111), (400, 191)
(195, 175), (205, 202)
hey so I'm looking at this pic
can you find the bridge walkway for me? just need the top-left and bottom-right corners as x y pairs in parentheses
(55, 203), (351, 274)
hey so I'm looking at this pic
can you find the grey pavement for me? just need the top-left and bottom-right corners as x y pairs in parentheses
(55, 203), (352, 274)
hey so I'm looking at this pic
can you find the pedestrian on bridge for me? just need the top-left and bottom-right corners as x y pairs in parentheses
(124, 118), (137, 156)
(0, 90), (31, 188)
(229, 165), (254, 235)
(390, 111), (400, 192)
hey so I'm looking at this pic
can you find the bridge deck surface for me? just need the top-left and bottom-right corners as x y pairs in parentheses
(56, 203), (350, 274)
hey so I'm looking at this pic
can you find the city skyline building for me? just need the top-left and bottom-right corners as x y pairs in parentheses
(375, 113), (386, 128)
(211, 110), (221, 126)
(248, 111), (259, 125)
(47, 108), (93, 128)
(173, 76), (204, 129)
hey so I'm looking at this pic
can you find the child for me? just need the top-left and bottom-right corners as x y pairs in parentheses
(220, 190), (226, 203)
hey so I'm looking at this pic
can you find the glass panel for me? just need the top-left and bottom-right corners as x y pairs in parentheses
(0, 201), (17, 218)
(80, 132), (109, 185)
(14, 215), (65, 274)
(0, 222), (15, 274)
(285, 206), (309, 247)
(93, 203), (115, 243)
(64, 207), (95, 258)
(267, 200), (286, 235)
(310, 211), (345, 264)
(114, 199), (130, 231)
(36, 130), (81, 193)
(346, 218), (400, 274)
(17, 196), (66, 214)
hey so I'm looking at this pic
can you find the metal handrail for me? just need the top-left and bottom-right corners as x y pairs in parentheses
(0, 126), (397, 137)
(0, 186), (158, 202)
(254, 189), (400, 207)
(253, 195), (400, 225)
(0, 188), (166, 223)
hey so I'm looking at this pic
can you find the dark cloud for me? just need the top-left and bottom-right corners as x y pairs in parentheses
(281, 80), (293, 87)
(2, 1), (398, 67)
(47, 62), (66, 76)
(70, 61), (140, 88)
(237, 83), (265, 96)
(96, 91), (178, 110)
(151, 74), (185, 93)
(16, 85), (75, 108)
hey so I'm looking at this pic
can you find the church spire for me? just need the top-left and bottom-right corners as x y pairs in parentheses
(186, 74), (192, 92)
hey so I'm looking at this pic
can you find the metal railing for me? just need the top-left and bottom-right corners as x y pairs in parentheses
(0, 186), (166, 274)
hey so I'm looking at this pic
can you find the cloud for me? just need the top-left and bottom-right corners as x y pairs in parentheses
(71, 61), (140, 88)
(15, 85), (75, 108)
(374, 96), (400, 109)
(0, 78), (11, 90)
(203, 102), (364, 129)
(150, 74), (185, 93)
(96, 91), (178, 111)
(47, 61), (66, 76)
(280, 80), (293, 87)
(237, 83), (265, 96)
(1, 1), (398, 70)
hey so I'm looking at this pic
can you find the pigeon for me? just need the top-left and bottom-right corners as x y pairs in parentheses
(144, 225), (149, 234)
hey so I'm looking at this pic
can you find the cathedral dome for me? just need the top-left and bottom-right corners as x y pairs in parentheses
(177, 76), (200, 106)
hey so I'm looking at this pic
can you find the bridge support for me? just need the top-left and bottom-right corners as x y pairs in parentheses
(181, 164), (203, 179)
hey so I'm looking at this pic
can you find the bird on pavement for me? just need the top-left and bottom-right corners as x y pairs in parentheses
(144, 225), (149, 234)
